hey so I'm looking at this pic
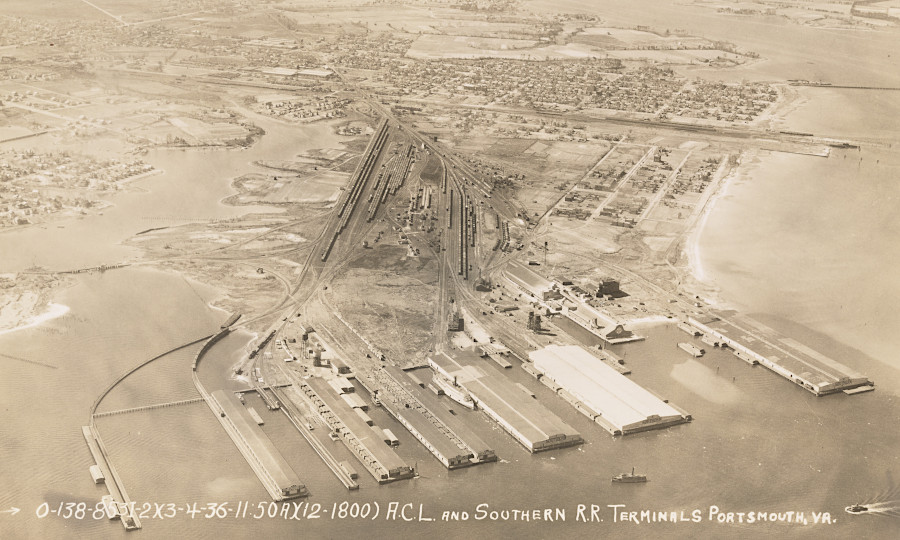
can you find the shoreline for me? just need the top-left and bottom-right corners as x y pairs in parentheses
(670, 83), (802, 305)
(678, 150), (757, 310)
(0, 301), (70, 337)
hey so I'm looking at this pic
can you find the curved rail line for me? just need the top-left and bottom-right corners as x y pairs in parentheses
(89, 333), (214, 420)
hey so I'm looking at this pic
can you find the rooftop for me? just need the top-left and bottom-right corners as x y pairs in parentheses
(430, 350), (581, 452)
(211, 390), (306, 497)
(505, 260), (554, 295)
(530, 345), (687, 433)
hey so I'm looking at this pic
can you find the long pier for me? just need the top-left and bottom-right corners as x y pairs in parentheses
(84, 332), (216, 532)
(688, 315), (873, 396)
(208, 390), (308, 500)
(198, 318), (358, 492)
(361, 367), (496, 468)
(82, 425), (142, 530)
(20, 263), (131, 275)
(235, 383), (292, 394)
(62, 263), (130, 275)
(299, 378), (414, 484)
(268, 385), (360, 490)
(790, 83), (900, 91)
(193, 326), (308, 500)
(319, 308), (495, 467)
(430, 350), (583, 453)
(92, 397), (205, 418)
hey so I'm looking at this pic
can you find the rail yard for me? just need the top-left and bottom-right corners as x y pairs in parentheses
(185, 97), (870, 500)
(72, 90), (875, 525)
(6, 3), (886, 538)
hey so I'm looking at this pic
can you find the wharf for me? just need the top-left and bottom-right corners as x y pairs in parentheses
(503, 260), (643, 345)
(235, 383), (292, 394)
(596, 349), (631, 375)
(267, 385), (359, 491)
(563, 306), (645, 345)
(252, 383), (281, 410)
(82, 425), (141, 530)
(247, 406), (265, 425)
(678, 342), (705, 358)
(429, 350), (582, 453)
(488, 354), (512, 369)
(677, 322), (702, 337)
(844, 385), (875, 395)
(688, 315), (873, 396)
(530, 345), (690, 436)
(375, 366), (497, 467)
(209, 390), (308, 501)
(303, 378), (414, 483)
(312, 313), (495, 468)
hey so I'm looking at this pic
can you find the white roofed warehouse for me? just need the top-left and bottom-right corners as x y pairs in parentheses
(529, 345), (690, 436)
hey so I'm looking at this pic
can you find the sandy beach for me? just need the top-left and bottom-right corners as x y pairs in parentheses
(0, 299), (69, 336)
(677, 149), (757, 310)
(0, 274), (73, 333)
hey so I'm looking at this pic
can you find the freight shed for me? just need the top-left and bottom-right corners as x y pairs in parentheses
(504, 260), (558, 301)
(529, 345), (690, 436)
(211, 390), (308, 499)
(305, 378), (413, 482)
(383, 365), (496, 466)
(430, 350), (582, 452)
(688, 315), (873, 396)
(342, 393), (369, 411)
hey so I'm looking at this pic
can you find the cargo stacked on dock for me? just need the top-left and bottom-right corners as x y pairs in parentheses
(301, 378), (414, 483)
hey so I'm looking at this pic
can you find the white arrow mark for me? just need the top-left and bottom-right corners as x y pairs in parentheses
(0, 507), (20, 516)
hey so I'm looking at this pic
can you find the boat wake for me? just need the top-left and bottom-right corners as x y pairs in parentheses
(858, 500), (900, 516)
(846, 485), (900, 517)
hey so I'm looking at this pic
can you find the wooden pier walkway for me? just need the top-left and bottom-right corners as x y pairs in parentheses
(93, 397), (205, 418)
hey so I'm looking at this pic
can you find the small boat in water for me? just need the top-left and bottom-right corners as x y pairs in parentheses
(845, 503), (868, 515)
(612, 467), (647, 483)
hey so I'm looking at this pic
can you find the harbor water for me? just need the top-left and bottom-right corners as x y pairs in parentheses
(697, 146), (900, 392)
(3, 3), (900, 535)
(3, 266), (900, 539)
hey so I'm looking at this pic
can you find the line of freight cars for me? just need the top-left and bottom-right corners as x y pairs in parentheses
(493, 220), (510, 252)
(322, 120), (389, 262)
(248, 330), (277, 360)
(385, 145), (415, 199)
(447, 189), (453, 230)
(459, 194), (469, 280)
(365, 160), (393, 221)
(366, 144), (414, 222)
